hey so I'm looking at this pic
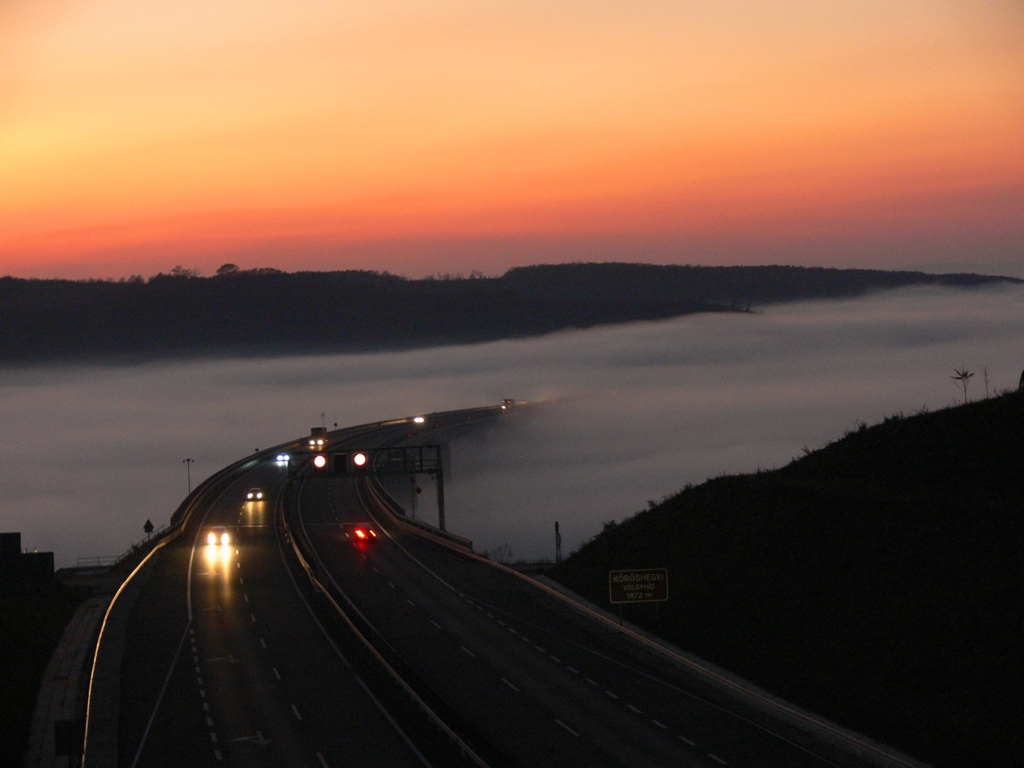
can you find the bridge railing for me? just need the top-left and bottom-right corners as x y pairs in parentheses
(361, 475), (474, 551)
(74, 523), (173, 570)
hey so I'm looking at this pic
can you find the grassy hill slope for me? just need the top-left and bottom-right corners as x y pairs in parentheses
(549, 392), (1023, 768)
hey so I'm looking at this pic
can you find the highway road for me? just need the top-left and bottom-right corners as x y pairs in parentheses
(90, 417), (480, 768)
(294, 470), (894, 766)
(86, 404), (916, 768)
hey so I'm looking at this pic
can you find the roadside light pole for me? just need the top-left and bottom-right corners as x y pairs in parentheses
(183, 457), (194, 494)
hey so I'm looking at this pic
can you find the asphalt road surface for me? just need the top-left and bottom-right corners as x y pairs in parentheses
(92, 405), (913, 768)
(110, 423), (447, 767)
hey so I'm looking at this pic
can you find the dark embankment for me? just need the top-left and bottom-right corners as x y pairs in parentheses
(549, 391), (1023, 768)
(0, 583), (88, 762)
(1, 263), (1015, 364)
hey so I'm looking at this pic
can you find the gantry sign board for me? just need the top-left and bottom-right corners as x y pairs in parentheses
(608, 568), (668, 604)
(317, 445), (442, 476)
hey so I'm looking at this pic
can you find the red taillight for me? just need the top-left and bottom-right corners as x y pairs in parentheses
(355, 528), (366, 539)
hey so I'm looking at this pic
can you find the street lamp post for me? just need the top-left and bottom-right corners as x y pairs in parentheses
(183, 457), (194, 494)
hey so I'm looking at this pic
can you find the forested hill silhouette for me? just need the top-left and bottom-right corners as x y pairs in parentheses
(550, 390), (1024, 768)
(0, 263), (1016, 364)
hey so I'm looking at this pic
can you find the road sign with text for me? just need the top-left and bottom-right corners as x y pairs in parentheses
(608, 568), (668, 604)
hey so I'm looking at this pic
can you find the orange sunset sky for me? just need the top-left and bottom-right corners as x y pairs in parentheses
(2, 0), (1022, 279)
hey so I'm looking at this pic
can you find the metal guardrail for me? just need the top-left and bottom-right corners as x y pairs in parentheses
(76, 525), (173, 570)
(75, 556), (118, 569)
(362, 474), (474, 551)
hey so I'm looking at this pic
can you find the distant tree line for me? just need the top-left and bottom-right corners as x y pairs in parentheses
(0, 263), (1016, 364)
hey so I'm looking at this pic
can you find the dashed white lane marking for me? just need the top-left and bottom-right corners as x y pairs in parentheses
(534, 645), (545, 652)
(259, 637), (267, 649)
(430, 620), (442, 630)
(585, 678), (597, 686)
(567, 667), (580, 674)
(627, 704), (642, 714)
(679, 735), (696, 746)
(206, 717), (214, 726)
(214, 749), (222, 761)
(497, 620), (506, 626)
(605, 690), (619, 700)
(203, 703), (210, 712)
(461, 646), (476, 658)
(502, 678), (519, 692)
(317, 753), (329, 768)
(239, 577), (244, 585)
(508, 628), (517, 635)
(387, 581), (396, 589)
(406, 599), (416, 607)
(197, 677), (204, 686)
(291, 704), (302, 721)
(273, 667), (281, 680)
(549, 655), (561, 663)
(555, 719), (579, 737)
(244, 594), (249, 603)
(210, 732), (218, 743)
(652, 719), (667, 729)
(250, 613), (257, 623)
(708, 754), (728, 765)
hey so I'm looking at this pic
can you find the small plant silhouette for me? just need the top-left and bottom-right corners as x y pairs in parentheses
(952, 368), (974, 404)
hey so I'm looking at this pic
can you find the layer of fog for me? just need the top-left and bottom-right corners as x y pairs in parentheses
(2, 284), (1022, 568)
